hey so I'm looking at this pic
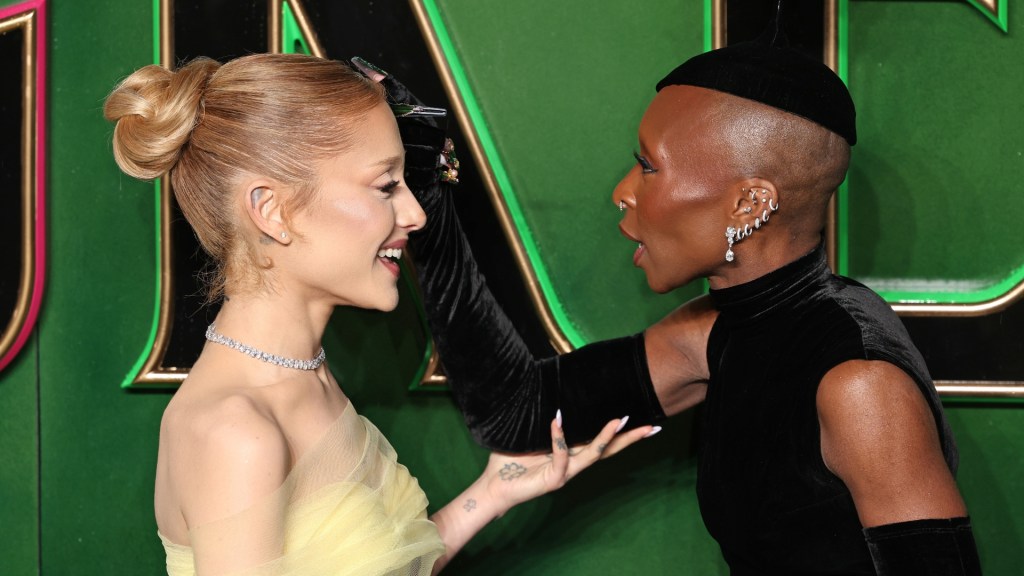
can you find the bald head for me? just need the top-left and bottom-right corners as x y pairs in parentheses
(709, 91), (850, 196)
(650, 86), (849, 236)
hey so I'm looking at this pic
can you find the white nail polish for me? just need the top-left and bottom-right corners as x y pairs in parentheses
(615, 415), (630, 433)
(643, 426), (662, 438)
(556, 409), (563, 428)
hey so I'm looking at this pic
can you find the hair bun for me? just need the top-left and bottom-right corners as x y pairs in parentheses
(104, 57), (221, 180)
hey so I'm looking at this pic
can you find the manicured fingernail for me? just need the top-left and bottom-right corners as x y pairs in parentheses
(643, 426), (662, 438)
(615, 415), (630, 433)
(555, 409), (563, 428)
(351, 56), (389, 79)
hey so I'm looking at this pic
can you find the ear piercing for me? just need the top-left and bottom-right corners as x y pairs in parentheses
(725, 227), (737, 262)
(725, 189), (780, 263)
(618, 201), (626, 211)
(281, 232), (287, 239)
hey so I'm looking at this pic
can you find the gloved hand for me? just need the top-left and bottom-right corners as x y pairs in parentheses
(350, 56), (454, 190)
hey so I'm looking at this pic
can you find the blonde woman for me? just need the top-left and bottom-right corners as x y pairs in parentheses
(105, 53), (654, 576)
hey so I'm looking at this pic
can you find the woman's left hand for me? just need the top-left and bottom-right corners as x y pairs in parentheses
(481, 413), (659, 515)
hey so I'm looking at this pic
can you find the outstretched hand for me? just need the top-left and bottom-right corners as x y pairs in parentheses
(482, 413), (659, 514)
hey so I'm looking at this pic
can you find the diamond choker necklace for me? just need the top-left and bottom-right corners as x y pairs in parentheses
(205, 324), (326, 370)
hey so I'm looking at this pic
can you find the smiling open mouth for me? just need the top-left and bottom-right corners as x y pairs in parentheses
(377, 247), (403, 261)
(377, 248), (403, 277)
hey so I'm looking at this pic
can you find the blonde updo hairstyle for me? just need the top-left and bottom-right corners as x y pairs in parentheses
(104, 53), (386, 299)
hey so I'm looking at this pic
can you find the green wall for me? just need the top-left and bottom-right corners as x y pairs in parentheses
(0, 1), (1020, 575)
(0, 338), (38, 575)
(846, 0), (1024, 300)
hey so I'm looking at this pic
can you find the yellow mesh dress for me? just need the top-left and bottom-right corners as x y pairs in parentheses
(158, 402), (444, 576)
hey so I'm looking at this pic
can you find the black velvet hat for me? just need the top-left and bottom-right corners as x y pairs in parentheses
(656, 25), (857, 145)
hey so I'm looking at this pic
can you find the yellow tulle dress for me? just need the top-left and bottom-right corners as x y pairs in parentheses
(158, 402), (444, 575)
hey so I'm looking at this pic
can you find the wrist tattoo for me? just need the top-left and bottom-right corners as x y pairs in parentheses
(463, 498), (477, 512)
(499, 462), (527, 481)
(556, 437), (568, 452)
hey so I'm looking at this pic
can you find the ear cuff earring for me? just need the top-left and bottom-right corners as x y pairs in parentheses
(725, 190), (779, 263)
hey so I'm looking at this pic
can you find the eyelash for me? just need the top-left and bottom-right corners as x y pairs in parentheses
(378, 180), (401, 195)
(633, 150), (657, 174)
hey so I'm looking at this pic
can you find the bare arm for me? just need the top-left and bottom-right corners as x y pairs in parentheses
(817, 360), (965, 526)
(644, 294), (717, 416)
(817, 360), (981, 574)
(428, 416), (656, 573)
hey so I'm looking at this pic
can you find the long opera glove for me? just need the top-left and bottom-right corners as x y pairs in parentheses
(863, 517), (981, 576)
(386, 74), (664, 452)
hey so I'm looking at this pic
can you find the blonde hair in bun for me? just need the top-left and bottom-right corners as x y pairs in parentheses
(104, 58), (218, 180)
(104, 53), (385, 299)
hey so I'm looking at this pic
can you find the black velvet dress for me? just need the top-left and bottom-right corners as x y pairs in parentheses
(700, 246), (958, 575)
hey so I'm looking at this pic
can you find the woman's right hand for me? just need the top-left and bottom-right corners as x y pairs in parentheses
(481, 413), (659, 516)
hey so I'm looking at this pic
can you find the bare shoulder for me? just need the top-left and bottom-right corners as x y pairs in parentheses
(816, 360), (965, 526)
(161, 390), (290, 529)
(644, 294), (717, 416)
(816, 360), (931, 430)
(816, 360), (941, 453)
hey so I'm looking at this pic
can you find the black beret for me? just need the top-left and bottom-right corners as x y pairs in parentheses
(656, 31), (857, 145)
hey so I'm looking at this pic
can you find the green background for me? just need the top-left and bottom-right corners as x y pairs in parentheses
(846, 0), (1024, 301)
(0, 0), (1020, 574)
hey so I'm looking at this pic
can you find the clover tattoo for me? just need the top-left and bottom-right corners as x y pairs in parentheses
(499, 462), (527, 481)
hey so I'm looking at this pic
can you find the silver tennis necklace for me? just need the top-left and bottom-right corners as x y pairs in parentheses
(205, 324), (326, 370)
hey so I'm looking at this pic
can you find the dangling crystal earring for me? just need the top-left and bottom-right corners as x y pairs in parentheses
(725, 227), (737, 262)
(724, 192), (778, 263)
(618, 201), (626, 212)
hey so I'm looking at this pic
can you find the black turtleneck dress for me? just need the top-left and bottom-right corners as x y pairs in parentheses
(699, 246), (958, 574)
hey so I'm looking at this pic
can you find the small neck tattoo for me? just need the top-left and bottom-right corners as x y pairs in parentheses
(204, 324), (326, 371)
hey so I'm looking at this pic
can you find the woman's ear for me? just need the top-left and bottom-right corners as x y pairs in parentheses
(730, 178), (779, 225)
(245, 185), (291, 245)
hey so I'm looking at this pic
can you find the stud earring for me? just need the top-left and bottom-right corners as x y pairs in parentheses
(280, 232), (287, 239)
(743, 207), (752, 214)
(618, 201), (626, 212)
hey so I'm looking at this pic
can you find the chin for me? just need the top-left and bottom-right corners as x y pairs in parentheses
(377, 300), (399, 313)
(645, 271), (689, 295)
(647, 281), (674, 294)
(642, 271), (672, 294)
(374, 291), (401, 312)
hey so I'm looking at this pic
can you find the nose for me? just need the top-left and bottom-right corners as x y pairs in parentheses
(396, 188), (427, 232)
(612, 166), (637, 211)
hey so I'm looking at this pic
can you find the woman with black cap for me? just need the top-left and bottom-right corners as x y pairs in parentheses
(400, 27), (981, 576)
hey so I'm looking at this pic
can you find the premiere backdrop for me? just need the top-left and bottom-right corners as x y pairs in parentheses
(0, 1), (1021, 575)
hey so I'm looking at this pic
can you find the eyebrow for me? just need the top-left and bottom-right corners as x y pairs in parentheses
(369, 154), (404, 169)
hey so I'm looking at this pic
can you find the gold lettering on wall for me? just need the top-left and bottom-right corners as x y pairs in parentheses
(0, 0), (46, 374)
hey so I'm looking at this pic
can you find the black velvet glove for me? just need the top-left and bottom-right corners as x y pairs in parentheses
(863, 517), (981, 575)
(366, 60), (665, 452)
